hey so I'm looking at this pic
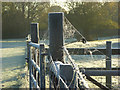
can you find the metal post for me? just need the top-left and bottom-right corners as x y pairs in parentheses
(30, 23), (39, 43)
(48, 12), (64, 63)
(40, 44), (45, 89)
(106, 41), (112, 88)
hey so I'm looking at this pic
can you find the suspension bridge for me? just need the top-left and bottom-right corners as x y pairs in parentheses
(26, 12), (120, 89)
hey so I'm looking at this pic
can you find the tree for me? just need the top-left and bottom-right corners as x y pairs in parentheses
(65, 2), (118, 40)
(2, 2), (50, 39)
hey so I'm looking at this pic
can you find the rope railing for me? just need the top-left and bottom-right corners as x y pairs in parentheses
(49, 55), (69, 89)
(63, 46), (89, 89)
(27, 41), (46, 89)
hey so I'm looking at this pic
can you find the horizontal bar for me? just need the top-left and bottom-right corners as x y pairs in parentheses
(67, 48), (120, 55)
(81, 70), (120, 76)
(31, 74), (40, 88)
(29, 42), (40, 48)
(79, 68), (120, 70)
(46, 48), (120, 55)
(31, 59), (40, 74)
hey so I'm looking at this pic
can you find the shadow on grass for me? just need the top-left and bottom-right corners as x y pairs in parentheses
(2, 55), (26, 70)
(2, 68), (26, 88)
(2, 42), (26, 49)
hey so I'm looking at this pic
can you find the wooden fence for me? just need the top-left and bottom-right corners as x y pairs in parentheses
(26, 12), (120, 89)
(67, 41), (120, 88)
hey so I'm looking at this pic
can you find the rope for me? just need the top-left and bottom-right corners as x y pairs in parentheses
(67, 69), (76, 88)
(49, 54), (79, 89)
(64, 16), (108, 58)
(49, 55), (69, 89)
(63, 46), (89, 88)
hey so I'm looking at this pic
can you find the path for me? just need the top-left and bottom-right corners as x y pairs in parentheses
(1, 39), (28, 88)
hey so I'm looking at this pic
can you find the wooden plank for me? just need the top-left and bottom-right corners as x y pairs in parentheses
(86, 75), (109, 90)
(29, 42), (40, 48)
(106, 41), (112, 88)
(30, 23), (39, 43)
(29, 47), (32, 89)
(79, 67), (120, 70)
(67, 48), (120, 55)
(81, 70), (120, 76)
(26, 41), (30, 69)
(31, 74), (40, 88)
(31, 59), (40, 74)
(40, 44), (45, 89)
(60, 64), (77, 88)
(45, 48), (120, 55)
(48, 12), (64, 63)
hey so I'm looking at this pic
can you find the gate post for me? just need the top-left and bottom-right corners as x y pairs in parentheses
(106, 41), (112, 88)
(31, 23), (39, 43)
(48, 12), (78, 89)
(39, 44), (45, 89)
(28, 44), (32, 90)
(48, 12), (64, 63)
(30, 23), (39, 83)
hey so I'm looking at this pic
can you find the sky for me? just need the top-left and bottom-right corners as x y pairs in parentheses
(50, 0), (118, 11)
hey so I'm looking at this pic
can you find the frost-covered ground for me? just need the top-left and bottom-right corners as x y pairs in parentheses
(65, 38), (120, 88)
(1, 39), (28, 88)
(1, 38), (119, 88)
(66, 38), (120, 49)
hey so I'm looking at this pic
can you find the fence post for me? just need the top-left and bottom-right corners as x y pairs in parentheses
(28, 44), (32, 90)
(106, 41), (112, 88)
(31, 23), (39, 83)
(26, 40), (30, 68)
(48, 12), (64, 63)
(39, 44), (45, 89)
(31, 23), (39, 43)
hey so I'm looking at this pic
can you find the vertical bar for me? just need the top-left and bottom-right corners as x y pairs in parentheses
(49, 78), (52, 89)
(40, 44), (45, 89)
(33, 49), (36, 80)
(106, 41), (112, 88)
(48, 12), (64, 63)
(26, 41), (30, 69)
(29, 45), (32, 90)
(30, 23), (39, 87)
(36, 49), (39, 87)
(31, 23), (39, 43)
(37, 52), (40, 86)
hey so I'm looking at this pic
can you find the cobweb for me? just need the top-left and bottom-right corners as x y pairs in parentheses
(40, 16), (119, 89)
(40, 16), (86, 45)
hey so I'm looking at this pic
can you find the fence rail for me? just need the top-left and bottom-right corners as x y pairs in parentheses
(27, 41), (46, 89)
(65, 48), (120, 55)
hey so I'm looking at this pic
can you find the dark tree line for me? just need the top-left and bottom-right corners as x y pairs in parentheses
(65, 2), (118, 40)
(2, 2), (119, 40)
(2, 2), (50, 39)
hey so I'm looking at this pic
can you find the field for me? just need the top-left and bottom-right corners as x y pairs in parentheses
(1, 38), (120, 88)
(1, 39), (29, 88)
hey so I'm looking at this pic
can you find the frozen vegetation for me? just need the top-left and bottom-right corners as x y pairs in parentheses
(1, 39), (28, 88)
(1, 38), (119, 88)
